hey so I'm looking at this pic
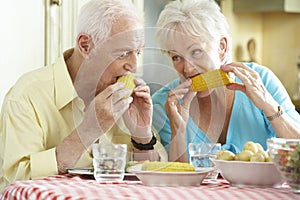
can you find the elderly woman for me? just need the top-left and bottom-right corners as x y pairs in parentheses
(152, 0), (300, 162)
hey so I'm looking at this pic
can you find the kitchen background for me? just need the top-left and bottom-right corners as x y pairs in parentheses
(1, 0), (300, 110)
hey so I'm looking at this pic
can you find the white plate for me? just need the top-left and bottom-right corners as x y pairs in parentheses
(132, 167), (214, 186)
(67, 168), (137, 179)
(213, 160), (284, 187)
(68, 168), (93, 175)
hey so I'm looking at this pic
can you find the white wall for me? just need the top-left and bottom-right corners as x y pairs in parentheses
(0, 0), (45, 107)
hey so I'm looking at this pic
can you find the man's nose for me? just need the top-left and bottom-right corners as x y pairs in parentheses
(124, 52), (138, 72)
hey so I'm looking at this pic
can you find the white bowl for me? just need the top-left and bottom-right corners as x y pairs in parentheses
(132, 168), (213, 186)
(213, 160), (284, 187)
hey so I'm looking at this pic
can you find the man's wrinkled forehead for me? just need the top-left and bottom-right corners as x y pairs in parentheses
(103, 28), (145, 51)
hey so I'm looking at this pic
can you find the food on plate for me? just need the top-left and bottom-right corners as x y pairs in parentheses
(265, 150), (272, 162)
(234, 150), (254, 161)
(216, 141), (272, 162)
(243, 141), (258, 153)
(117, 74), (135, 98)
(216, 150), (235, 161)
(125, 160), (147, 173)
(257, 149), (269, 160)
(142, 161), (195, 172)
(250, 152), (266, 162)
(190, 69), (234, 92)
(256, 142), (265, 152)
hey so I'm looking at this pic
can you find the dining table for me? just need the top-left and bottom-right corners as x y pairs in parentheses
(0, 174), (299, 200)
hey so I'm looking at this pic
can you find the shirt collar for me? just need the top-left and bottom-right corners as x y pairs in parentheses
(53, 48), (79, 110)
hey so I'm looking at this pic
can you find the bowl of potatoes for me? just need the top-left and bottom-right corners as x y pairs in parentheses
(213, 141), (284, 187)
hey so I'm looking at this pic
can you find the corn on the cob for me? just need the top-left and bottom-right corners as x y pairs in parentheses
(191, 69), (234, 92)
(117, 74), (135, 98)
(142, 161), (195, 172)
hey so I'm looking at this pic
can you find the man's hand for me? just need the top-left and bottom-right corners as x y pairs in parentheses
(77, 82), (133, 147)
(123, 78), (153, 142)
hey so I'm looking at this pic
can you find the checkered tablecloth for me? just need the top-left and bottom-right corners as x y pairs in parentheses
(0, 175), (299, 200)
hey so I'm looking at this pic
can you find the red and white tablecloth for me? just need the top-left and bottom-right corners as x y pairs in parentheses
(0, 175), (299, 200)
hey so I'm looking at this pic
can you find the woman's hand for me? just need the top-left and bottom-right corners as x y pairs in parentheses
(221, 62), (277, 112)
(165, 79), (196, 162)
(165, 79), (196, 131)
(221, 62), (300, 139)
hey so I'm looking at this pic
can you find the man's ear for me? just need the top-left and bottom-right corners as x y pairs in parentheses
(219, 37), (228, 60)
(77, 34), (93, 58)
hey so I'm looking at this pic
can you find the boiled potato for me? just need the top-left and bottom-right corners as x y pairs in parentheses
(257, 149), (268, 160)
(243, 141), (258, 154)
(234, 150), (254, 161)
(250, 152), (266, 162)
(265, 150), (272, 162)
(256, 143), (264, 152)
(216, 150), (235, 161)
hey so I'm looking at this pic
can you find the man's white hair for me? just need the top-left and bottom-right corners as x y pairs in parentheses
(156, 0), (232, 64)
(76, 0), (142, 45)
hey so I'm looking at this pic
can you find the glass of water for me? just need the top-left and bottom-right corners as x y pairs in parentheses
(188, 143), (221, 179)
(92, 143), (127, 182)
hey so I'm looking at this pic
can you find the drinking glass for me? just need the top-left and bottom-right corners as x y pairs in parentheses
(188, 143), (221, 179)
(92, 143), (127, 182)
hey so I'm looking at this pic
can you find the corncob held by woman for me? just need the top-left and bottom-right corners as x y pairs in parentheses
(152, 0), (300, 162)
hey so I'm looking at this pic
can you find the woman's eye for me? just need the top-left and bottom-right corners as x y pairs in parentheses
(191, 49), (202, 56)
(171, 55), (182, 62)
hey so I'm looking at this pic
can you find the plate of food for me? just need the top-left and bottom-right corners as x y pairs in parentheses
(130, 161), (214, 186)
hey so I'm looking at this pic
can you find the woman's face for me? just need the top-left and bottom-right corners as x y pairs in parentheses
(166, 32), (222, 97)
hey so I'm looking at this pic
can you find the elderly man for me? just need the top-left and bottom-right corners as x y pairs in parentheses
(0, 0), (167, 191)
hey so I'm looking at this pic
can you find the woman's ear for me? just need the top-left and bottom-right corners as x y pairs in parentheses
(218, 37), (228, 60)
(77, 34), (93, 58)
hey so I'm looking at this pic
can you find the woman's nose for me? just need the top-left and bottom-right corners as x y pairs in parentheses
(183, 59), (196, 74)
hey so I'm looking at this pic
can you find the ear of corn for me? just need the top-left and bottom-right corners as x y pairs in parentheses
(142, 161), (195, 172)
(117, 74), (135, 98)
(190, 69), (234, 92)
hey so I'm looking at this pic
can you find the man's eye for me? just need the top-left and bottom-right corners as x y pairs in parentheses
(120, 52), (130, 58)
(192, 49), (202, 56)
(137, 50), (141, 56)
(172, 55), (182, 62)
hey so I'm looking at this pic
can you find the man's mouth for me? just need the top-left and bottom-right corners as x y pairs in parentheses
(189, 73), (201, 79)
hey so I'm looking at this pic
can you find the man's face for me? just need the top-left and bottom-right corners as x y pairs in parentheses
(95, 26), (144, 95)
(75, 17), (144, 100)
